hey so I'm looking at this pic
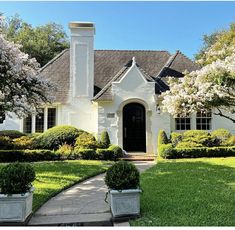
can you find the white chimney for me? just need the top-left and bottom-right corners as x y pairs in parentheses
(69, 22), (95, 99)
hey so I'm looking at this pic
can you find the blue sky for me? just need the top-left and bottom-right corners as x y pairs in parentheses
(1, 1), (235, 59)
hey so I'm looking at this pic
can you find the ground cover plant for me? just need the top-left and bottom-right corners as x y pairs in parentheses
(0, 160), (110, 212)
(130, 157), (235, 226)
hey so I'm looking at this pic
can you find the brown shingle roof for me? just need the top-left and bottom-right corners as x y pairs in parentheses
(40, 49), (198, 103)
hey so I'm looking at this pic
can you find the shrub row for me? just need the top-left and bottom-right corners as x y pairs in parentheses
(0, 145), (124, 163)
(62, 144), (124, 161)
(158, 130), (235, 159)
(159, 144), (235, 159)
(0, 150), (60, 162)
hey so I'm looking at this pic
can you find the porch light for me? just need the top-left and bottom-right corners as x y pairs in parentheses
(156, 104), (161, 114)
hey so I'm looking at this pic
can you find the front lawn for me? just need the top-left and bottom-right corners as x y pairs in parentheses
(131, 157), (235, 226)
(0, 160), (110, 212)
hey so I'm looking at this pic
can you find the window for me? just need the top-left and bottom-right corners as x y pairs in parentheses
(196, 110), (212, 130)
(23, 116), (32, 133)
(23, 107), (57, 133)
(47, 108), (56, 129)
(35, 109), (44, 132)
(175, 117), (191, 130)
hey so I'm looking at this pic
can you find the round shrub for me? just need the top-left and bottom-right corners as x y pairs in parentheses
(0, 130), (26, 139)
(74, 148), (96, 160)
(0, 136), (14, 150)
(96, 148), (114, 160)
(176, 141), (203, 148)
(99, 130), (111, 148)
(105, 161), (140, 190)
(56, 144), (74, 159)
(75, 132), (98, 149)
(108, 145), (124, 160)
(159, 143), (176, 159)
(0, 162), (35, 194)
(35, 125), (84, 150)
(183, 130), (211, 146)
(170, 132), (183, 147)
(223, 135), (235, 146)
(211, 128), (231, 145)
(183, 130), (209, 138)
(13, 136), (34, 150)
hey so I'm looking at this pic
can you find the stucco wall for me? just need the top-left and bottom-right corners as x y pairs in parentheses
(96, 63), (171, 154)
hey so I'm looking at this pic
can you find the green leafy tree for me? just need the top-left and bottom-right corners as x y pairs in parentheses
(195, 23), (235, 66)
(1, 14), (69, 66)
(162, 22), (235, 123)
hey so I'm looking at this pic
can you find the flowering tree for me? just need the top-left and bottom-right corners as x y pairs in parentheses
(162, 22), (235, 123)
(0, 35), (53, 119)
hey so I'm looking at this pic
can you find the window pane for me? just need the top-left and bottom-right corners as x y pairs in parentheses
(47, 108), (56, 129)
(23, 116), (32, 133)
(196, 110), (212, 130)
(36, 110), (44, 132)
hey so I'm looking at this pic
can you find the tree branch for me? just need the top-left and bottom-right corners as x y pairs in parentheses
(213, 108), (235, 123)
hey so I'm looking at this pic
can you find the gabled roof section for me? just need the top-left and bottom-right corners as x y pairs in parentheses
(92, 58), (155, 101)
(154, 50), (199, 94)
(39, 49), (198, 103)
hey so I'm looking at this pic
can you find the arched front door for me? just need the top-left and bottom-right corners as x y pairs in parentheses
(123, 103), (146, 152)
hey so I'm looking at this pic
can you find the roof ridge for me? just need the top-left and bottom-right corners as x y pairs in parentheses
(95, 49), (170, 53)
(155, 52), (178, 78)
(175, 50), (196, 65)
(40, 48), (69, 72)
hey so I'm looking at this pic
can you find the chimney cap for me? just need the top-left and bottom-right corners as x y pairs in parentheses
(69, 21), (95, 29)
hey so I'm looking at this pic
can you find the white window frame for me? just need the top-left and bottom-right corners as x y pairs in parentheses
(22, 106), (57, 133)
(196, 110), (212, 130)
(175, 117), (191, 131)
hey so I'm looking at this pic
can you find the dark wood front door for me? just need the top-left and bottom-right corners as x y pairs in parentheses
(123, 103), (146, 152)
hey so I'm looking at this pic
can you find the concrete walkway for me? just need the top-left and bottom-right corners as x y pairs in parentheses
(28, 161), (155, 226)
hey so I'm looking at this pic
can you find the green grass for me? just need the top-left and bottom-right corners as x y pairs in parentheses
(131, 157), (235, 226)
(0, 160), (110, 212)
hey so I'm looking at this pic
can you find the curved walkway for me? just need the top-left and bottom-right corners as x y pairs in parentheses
(28, 161), (155, 226)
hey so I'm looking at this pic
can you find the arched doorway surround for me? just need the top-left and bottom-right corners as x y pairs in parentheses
(116, 98), (153, 154)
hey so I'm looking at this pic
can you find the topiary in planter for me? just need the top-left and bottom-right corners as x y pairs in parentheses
(0, 162), (35, 194)
(105, 161), (140, 190)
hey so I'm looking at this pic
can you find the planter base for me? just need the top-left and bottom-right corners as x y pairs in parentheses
(0, 213), (33, 226)
(111, 213), (140, 222)
(110, 189), (141, 218)
(0, 187), (34, 223)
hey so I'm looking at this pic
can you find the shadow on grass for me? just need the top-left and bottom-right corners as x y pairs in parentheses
(132, 159), (235, 226)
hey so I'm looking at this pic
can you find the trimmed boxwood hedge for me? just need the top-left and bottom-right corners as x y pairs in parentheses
(158, 130), (235, 159)
(0, 130), (26, 139)
(159, 144), (235, 159)
(0, 150), (60, 162)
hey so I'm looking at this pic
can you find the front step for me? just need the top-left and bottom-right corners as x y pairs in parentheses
(121, 154), (156, 161)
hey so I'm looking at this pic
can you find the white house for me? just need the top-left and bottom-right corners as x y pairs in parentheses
(1, 22), (235, 154)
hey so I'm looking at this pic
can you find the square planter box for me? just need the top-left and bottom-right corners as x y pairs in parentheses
(0, 187), (34, 223)
(110, 189), (141, 218)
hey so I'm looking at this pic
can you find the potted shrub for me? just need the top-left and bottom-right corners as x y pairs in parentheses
(105, 161), (141, 219)
(0, 162), (36, 223)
